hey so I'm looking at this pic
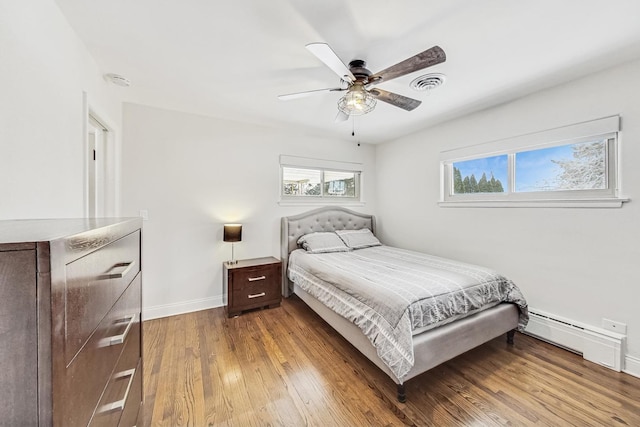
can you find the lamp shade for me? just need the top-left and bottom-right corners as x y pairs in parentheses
(223, 224), (242, 242)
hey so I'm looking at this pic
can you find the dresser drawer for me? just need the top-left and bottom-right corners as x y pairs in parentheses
(64, 230), (140, 364)
(116, 359), (143, 427)
(89, 333), (141, 426)
(58, 273), (141, 427)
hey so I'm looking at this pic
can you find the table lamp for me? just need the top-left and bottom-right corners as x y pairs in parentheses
(223, 224), (242, 264)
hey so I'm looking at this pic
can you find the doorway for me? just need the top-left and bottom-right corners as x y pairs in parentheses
(87, 114), (107, 217)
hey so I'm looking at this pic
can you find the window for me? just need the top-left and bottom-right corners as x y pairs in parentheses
(514, 140), (606, 192)
(452, 155), (507, 194)
(282, 168), (322, 196)
(280, 155), (362, 204)
(324, 170), (356, 197)
(282, 167), (359, 199)
(440, 116), (627, 207)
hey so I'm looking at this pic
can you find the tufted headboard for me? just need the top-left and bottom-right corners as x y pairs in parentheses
(280, 206), (376, 297)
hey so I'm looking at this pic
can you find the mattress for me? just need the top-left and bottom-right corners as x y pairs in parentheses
(288, 245), (528, 381)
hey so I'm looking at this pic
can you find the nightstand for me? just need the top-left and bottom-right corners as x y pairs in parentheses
(223, 256), (282, 317)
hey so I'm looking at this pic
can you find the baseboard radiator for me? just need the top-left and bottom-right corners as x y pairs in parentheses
(524, 309), (625, 372)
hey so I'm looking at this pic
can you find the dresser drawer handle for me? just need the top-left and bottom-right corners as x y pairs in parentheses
(97, 368), (136, 414)
(99, 261), (136, 280)
(106, 314), (136, 346)
(248, 292), (266, 299)
(247, 275), (266, 282)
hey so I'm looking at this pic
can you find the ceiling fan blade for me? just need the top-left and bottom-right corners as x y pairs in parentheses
(334, 110), (349, 122)
(278, 87), (344, 101)
(306, 42), (356, 83)
(370, 46), (446, 84)
(369, 88), (422, 111)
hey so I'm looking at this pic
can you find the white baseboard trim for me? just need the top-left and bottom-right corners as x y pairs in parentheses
(624, 356), (640, 378)
(143, 296), (224, 321)
(524, 308), (625, 372)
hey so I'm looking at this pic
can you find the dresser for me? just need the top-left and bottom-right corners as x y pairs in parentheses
(223, 257), (282, 317)
(0, 218), (143, 426)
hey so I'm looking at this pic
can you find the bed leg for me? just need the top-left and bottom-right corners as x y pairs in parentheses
(397, 384), (406, 403)
(507, 329), (516, 345)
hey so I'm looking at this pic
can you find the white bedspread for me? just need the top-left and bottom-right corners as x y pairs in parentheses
(288, 245), (528, 381)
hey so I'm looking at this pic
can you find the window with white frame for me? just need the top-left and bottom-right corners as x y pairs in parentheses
(280, 155), (362, 203)
(440, 116), (627, 207)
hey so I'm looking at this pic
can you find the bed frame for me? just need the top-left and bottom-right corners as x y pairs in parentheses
(281, 206), (519, 402)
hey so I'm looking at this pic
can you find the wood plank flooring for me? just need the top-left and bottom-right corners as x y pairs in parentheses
(142, 296), (640, 426)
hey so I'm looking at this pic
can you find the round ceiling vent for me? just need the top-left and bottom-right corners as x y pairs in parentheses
(104, 73), (131, 87)
(410, 73), (446, 92)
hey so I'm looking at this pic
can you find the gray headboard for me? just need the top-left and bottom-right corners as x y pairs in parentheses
(280, 206), (376, 297)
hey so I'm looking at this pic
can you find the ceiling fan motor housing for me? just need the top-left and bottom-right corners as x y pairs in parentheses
(348, 60), (372, 81)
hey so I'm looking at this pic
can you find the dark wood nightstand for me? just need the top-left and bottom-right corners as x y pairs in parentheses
(223, 256), (282, 317)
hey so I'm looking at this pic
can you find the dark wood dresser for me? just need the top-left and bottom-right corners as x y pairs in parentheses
(223, 257), (282, 317)
(0, 218), (143, 426)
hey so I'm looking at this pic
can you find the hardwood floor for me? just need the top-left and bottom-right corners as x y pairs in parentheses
(142, 297), (640, 426)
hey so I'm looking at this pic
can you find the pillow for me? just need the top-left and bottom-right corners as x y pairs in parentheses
(297, 232), (352, 254)
(335, 228), (382, 249)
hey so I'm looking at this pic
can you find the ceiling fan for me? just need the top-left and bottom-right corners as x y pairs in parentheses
(278, 43), (446, 121)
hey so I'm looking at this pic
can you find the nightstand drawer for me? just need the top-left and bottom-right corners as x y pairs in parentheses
(232, 277), (280, 307)
(231, 265), (280, 291)
(224, 257), (282, 317)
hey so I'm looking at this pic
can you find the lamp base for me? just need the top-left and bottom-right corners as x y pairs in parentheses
(226, 242), (239, 266)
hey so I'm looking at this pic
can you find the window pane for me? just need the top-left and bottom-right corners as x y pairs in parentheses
(282, 167), (321, 196)
(515, 140), (606, 192)
(323, 171), (357, 197)
(452, 155), (507, 194)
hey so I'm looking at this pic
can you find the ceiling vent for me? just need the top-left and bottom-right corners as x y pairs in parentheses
(104, 73), (131, 87)
(410, 73), (446, 92)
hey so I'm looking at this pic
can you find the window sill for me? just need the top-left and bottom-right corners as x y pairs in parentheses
(278, 199), (365, 207)
(438, 197), (629, 208)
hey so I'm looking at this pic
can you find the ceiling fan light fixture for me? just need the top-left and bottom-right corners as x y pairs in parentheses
(337, 84), (376, 116)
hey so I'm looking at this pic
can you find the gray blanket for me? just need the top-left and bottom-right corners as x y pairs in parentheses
(288, 245), (528, 381)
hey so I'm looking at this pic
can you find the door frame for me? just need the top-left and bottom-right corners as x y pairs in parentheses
(83, 92), (119, 217)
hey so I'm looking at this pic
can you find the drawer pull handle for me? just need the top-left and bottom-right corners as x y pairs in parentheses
(247, 275), (266, 282)
(248, 292), (266, 299)
(97, 368), (136, 414)
(99, 261), (136, 280)
(107, 314), (136, 346)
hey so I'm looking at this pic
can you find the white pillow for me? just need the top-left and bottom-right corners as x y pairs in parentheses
(335, 228), (381, 249)
(297, 232), (352, 254)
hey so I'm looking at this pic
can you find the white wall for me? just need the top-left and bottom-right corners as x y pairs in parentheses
(375, 59), (640, 365)
(6, 0), (638, 373)
(120, 103), (376, 319)
(0, 0), (123, 219)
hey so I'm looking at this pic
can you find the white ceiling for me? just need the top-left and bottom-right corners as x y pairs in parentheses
(55, 0), (640, 144)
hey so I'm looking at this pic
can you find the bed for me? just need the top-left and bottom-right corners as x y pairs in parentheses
(281, 206), (528, 402)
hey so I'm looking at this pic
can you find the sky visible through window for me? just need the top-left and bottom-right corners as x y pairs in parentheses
(515, 145), (572, 192)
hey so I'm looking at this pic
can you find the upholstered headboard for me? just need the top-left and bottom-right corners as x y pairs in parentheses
(280, 206), (376, 297)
